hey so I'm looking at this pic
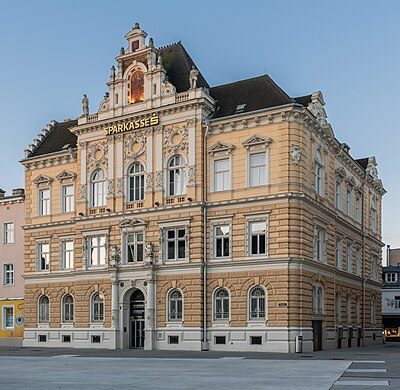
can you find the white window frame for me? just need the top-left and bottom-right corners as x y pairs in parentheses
(90, 169), (107, 208)
(248, 151), (267, 187)
(2, 306), (14, 330)
(60, 239), (74, 270)
(167, 288), (183, 322)
(212, 223), (231, 259)
(355, 247), (362, 276)
(346, 242), (352, 273)
(165, 227), (187, 261)
(248, 285), (266, 321)
(213, 286), (230, 322)
(167, 155), (186, 197)
(314, 224), (327, 263)
(127, 162), (145, 202)
(3, 222), (14, 245)
(371, 253), (378, 281)
(355, 194), (361, 223)
(3, 263), (14, 286)
(37, 241), (50, 272)
(247, 218), (268, 257)
(91, 292), (104, 323)
(213, 157), (231, 192)
(386, 272), (398, 283)
(62, 294), (74, 323)
(38, 295), (50, 323)
(335, 237), (342, 269)
(124, 231), (145, 263)
(346, 188), (352, 216)
(86, 235), (107, 268)
(335, 180), (342, 209)
(38, 188), (51, 216)
(370, 198), (377, 233)
(312, 283), (324, 315)
(314, 148), (324, 196)
(61, 184), (75, 213)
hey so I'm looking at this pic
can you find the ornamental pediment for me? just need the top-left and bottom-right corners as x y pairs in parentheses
(56, 170), (76, 181)
(335, 167), (346, 179)
(119, 218), (147, 228)
(345, 176), (356, 188)
(208, 141), (235, 156)
(242, 134), (272, 149)
(33, 174), (53, 186)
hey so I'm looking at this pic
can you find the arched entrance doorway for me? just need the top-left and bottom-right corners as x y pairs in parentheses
(130, 290), (145, 349)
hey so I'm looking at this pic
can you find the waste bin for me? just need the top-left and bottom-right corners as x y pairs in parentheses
(295, 335), (303, 353)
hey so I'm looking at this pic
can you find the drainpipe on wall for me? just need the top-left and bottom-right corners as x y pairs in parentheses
(202, 118), (209, 351)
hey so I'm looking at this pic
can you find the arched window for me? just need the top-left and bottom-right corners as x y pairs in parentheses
(168, 155), (185, 196)
(62, 294), (74, 322)
(91, 169), (106, 207)
(314, 149), (324, 196)
(128, 163), (144, 202)
(214, 287), (229, 320)
(129, 69), (144, 104)
(38, 295), (49, 323)
(312, 284), (324, 315)
(168, 289), (183, 321)
(249, 286), (266, 320)
(91, 292), (104, 322)
(370, 198), (377, 233)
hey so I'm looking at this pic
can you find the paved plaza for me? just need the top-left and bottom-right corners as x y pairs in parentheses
(1, 343), (400, 389)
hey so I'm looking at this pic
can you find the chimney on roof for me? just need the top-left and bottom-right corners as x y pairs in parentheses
(12, 188), (24, 197)
(0, 189), (5, 198)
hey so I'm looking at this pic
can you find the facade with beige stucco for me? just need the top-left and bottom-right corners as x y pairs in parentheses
(21, 24), (385, 352)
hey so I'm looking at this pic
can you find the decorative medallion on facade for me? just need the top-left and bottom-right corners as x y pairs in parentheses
(87, 141), (108, 169)
(124, 130), (147, 161)
(163, 125), (188, 155)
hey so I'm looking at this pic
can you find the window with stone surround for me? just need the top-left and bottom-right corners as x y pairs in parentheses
(346, 242), (353, 273)
(128, 162), (145, 202)
(346, 188), (352, 216)
(91, 292), (104, 322)
(3, 263), (14, 285)
(213, 224), (231, 259)
(87, 235), (107, 267)
(355, 247), (362, 275)
(90, 169), (106, 208)
(335, 237), (342, 269)
(248, 220), (267, 256)
(3, 222), (14, 244)
(355, 193), (361, 223)
(314, 148), (324, 196)
(213, 287), (230, 321)
(386, 272), (398, 283)
(2, 306), (14, 330)
(166, 227), (186, 261)
(370, 197), (377, 233)
(60, 239), (74, 270)
(371, 253), (378, 281)
(312, 283), (324, 315)
(313, 224), (326, 263)
(335, 293), (341, 324)
(370, 296), (376, 325)
(38, 295), (49, 323)
(62, 294), (74, 323)
(168, 155), (186, 196)
(249, 152), (267, 187)
(213, 158), (231, 192)
(61, 184), (74, 213)
(37, 241), (50, 272)
(346, 296), (351, 324)
(335, 180), (342, 209)
(39, 188), (51, 216)
(249, 285), (266, 320)
(167, 289), (183, 321)
(125, 231), (144, 263)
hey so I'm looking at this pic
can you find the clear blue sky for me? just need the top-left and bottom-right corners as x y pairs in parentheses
(0, 0), (399, 248)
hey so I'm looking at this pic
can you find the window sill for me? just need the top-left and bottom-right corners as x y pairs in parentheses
(247, 320), (266, 327)
(166, 321), (183, 328)
(2, 243), (15, 246)
(120, 262), (145, 268)
(87, 265), (108, 270)
(212, 320), (230, 327)
(90, 322), (105, 328)
(164, 258), (189, 264)
(59, 268), (75, 273)
(210, 257), (232, 262)
(61, 323), (74, 328)
(37, 323), (49, 328)
(2, 284), (14, 287)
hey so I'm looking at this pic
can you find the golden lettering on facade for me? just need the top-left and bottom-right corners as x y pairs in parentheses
(104, 114), (159, 136)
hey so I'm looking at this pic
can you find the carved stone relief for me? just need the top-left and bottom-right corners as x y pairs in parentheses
(188, 165), (196, 184)
(155, 171), (163, 189)
(163, 125), (188, 155)
(290, 144), (301, 165)
(146, 173), (153, 191)
(124, 130), (147, 161)
(80, 184), (87, 200)
(87, 141), (108, 169)
(107, 179), (115, 196)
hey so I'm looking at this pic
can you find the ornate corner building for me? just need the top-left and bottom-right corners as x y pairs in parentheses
(21, 24), (385, 352)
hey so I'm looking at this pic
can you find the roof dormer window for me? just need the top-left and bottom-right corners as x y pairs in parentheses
(235, 104), (246, 114)
(386, 272), (398, 283)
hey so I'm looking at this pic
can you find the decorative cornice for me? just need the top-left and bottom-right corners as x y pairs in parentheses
(242, 134), (272, 149)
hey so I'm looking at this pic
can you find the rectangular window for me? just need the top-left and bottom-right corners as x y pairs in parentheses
(126, 232), (144, 263)
(168, 335), (179, 344)
(37, 242), (50, 271)
(3, 264), (14, 285)
(215, 336), (226, 345)
(346, 189), (352, 216)
(3, 222), (14, 244)
(335, 181), (341, 209)
(3, 307), (14, 329)
(355, 247), (362, 275)
(62, 185), (74, 213)
(386, 273), (398, 283)
(61, 240), (74, 269)
(371, 254), (378, 281)
(250, 336), (263, 345)
(214, 159), (230, 191)
(314, 226), (326, 262)
(355, 195), (361, 223)
(88, 236), (106, 267)
(249, 153), (266, 187)
(335, 237), (342, 269)
(38, 335), (47, 342)
(166, 228), (186, 260)
(39, 189), (50, 216)
(346, 242), (352, 273)
(214, 225), (230, 258)
(249, 221), (266, 256)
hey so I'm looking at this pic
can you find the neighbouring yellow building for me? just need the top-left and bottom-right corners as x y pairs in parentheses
(21, 24), (385, 352)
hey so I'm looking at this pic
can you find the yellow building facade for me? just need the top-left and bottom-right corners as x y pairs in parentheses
(22, 24), (385, 352)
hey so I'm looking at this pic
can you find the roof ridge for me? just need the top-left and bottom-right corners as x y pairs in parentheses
(157, 41), (182, 50)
